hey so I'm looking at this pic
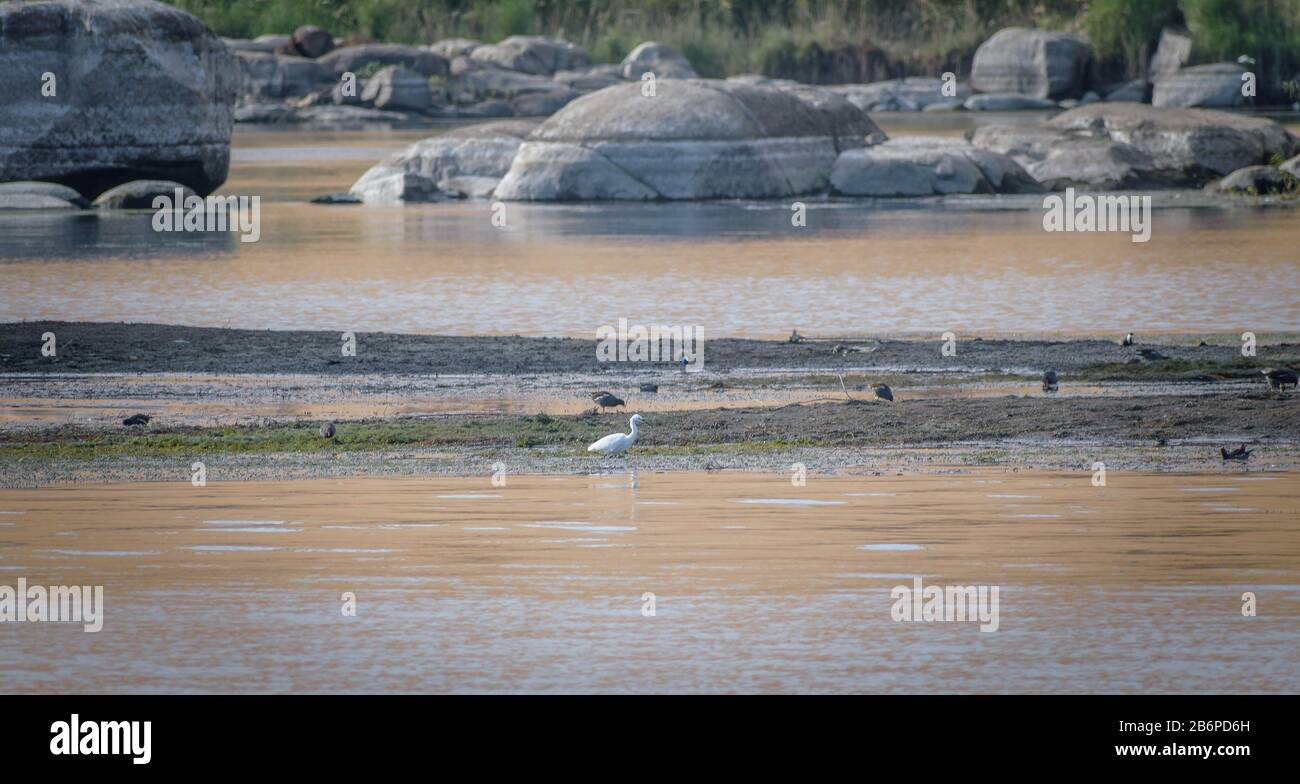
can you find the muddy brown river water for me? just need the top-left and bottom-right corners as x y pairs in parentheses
(1, 470), (1296, 693)
(1, 121), (1297, 337)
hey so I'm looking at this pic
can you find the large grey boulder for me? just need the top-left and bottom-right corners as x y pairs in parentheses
(1149, 27), (1192, 80)
(833, 78), (971, 112)
(970, 28), (1090, 99)
(969, 102), (1299, 188)
(970, 124), (1165, 189)
(318, 44), (449, 78)
(361, 65), (437, 112)
(621, 41), (697, 80)
(0, 0), (238, 199)
(237, 51), (332, 100)
(830, 137), (1042, 196)
(350, 120), (537, 204)
(1153, 63), (1249, 108)
(1049, 103), (1295, 179)
(469, 36), (587, 76)
(495, 79), (882, 201)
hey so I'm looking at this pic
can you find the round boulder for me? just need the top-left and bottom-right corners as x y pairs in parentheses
(494, 79), (883, 201)
(970, 27), (1090, 99)
(292, 25), (334, 59)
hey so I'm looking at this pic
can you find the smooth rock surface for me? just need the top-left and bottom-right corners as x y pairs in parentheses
(970, 27), (1090, 99)
(495, 80), (882, 200)
(830, 137), (1042, 196)
(237, 51), (332, 100)
(970, 103), (1300, 188)
(0, 0), (238, 198)
(92, 179), (195, 209)
(469, 36), (586, 76)
(361, 65), (436, 112)
(1153, 63), (1249, 108)
(0, 180), (90, 207)
(350, 120), (536, 204)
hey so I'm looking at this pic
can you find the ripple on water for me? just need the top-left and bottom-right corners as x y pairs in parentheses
(40, 549), (161, 557)
(436, 494), (502, 500)
(858, 544), (925, 551)
(520, 522), (637, 532)
(1180, 487), (1240, 493)
(183, 545), (281, 553)
(735, 499), (847, 506)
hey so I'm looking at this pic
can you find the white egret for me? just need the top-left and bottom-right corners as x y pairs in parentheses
(588, 414), (644, 456)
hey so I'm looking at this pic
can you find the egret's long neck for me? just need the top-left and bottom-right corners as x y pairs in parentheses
(628, 420), (639, 443)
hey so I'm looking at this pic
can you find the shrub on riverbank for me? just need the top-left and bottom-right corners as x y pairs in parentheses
(164, 0), (1300, 94)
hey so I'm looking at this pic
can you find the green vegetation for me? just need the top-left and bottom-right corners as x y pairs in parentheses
(168, 0), (1300, 88)
(1075, 355), (1300, 382)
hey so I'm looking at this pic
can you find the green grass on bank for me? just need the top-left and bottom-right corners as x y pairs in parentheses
(167, 0), (1300, 93)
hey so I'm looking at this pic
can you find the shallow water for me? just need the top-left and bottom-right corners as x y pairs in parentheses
(1, 122), (1297, 337)
(1, 470), (1296, 693)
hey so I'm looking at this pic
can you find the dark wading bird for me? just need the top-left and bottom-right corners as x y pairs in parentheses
(320, 422), (336, 439)
(871, 383), (893, 402)
(1042, 370), (1059, 393)
(1221, 444), (1252, 461)
(590, 391), (626, 412)
(1137, 348), (1169, 361)
(122, 413), (150, 426)
(1262, 368), (1299, 391)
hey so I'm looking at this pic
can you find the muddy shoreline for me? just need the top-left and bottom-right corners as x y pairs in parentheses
(2, 322), (1297, 485)
(5, 321), (1299, 375)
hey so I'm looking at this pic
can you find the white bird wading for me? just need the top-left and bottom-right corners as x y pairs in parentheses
(588, 414), (644, 456)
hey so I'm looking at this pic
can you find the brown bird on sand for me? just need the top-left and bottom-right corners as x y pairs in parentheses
(1221, 444), (1252, 461)
(590, 391), (625, 412)
(871, 383), (893, 402)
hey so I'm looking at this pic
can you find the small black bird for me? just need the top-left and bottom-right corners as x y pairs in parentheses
(1262, 368), (1298, 391)
(871, 383), (893, 402)
(1042, 370), (1059, 393)
(1121, 333), (1134, 346)
(590, 391), (625, 412)
(320, 422), (336, 439)
(122, 413), (151, 426)
(1137, 348), (1169, 361)
(639, 383), (659, 393)
(1221, 444), (1252, 461)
